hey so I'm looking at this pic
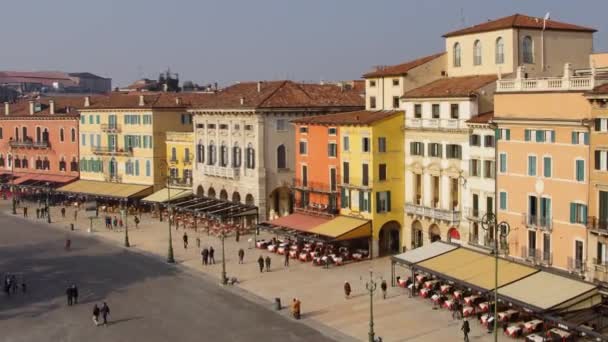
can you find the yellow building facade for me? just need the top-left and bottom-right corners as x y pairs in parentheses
(338, 111), (404, 256)
(166, 131), (194, 189)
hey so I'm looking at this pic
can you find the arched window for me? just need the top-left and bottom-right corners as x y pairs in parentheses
(60, 128), (65, 142)
(22, 127), (27, 140)
(0, 154), (4, 167)
(14, 127), (19, 141)
(42, 157), (50, 170)
(71, 157), (78, 171)
(71, 128), (76, 142)
(36, 157), (42, 170)
(522, 36), (534, 64)
(21, 157), (28, 169)
(495, 37), (504, 64)
(277, 145), (286, 169)
(14, 157), (21, 168)
(453, 42), (461, 67)
(7, 155), (12, 168)
(171, 147), (177, 161)
(207, 141), (216, 165)
(184, 147), (191, 163)
(246, 143), (255, 169)
(42, 128), (49, 143)
(220, 142), (228, 167)
(135, 160), (140, 176)
(59, 158), (66, 171)
(36, 127), (41, 142)
(233, 143), (242, 168)
(473, 40), (482, 65)
(196, 140), (204, 164)
(145, 160), (151, 177)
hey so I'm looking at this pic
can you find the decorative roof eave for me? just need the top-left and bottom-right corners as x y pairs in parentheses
(402, 94), (477, 101)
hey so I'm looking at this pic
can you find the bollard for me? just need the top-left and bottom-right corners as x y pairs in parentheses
(274, 297), (281, 311)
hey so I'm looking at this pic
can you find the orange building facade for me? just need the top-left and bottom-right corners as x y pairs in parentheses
(291, 122), (340, 213)
(0, 98), (81, 187)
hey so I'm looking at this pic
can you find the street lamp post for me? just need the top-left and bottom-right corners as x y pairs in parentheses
(123, 199), (130, 247)
(11, 155), (16, 215)
(220, 221), (227, 285)
(46, 182), (52, 224)
(364, 270), (378, 342)
(166, 180), (175, 263)
(481, 213), (510, 342)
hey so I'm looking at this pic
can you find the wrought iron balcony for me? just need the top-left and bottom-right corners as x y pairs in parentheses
(592, 258), (608, 283)
(9, 139), (50, 149)
(465, 207), (486, 221)
(202, 165), (240, 179)
(291, 178), (338, 193)
(567, 256), (586, 274)
(587, 216), (608, 234)
(104, 174), (122, 183)
(405, 202), (460, 224)
(92, 146), (133, 156)
(404, 118), (467, 130)
(521, 247), (552, 266)
(521, 213), (552, 231)
(101, 124), (121, 133)
(168, 177), (192, 187)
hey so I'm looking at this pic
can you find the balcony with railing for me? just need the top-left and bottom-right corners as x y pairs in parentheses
(521, 213), (552, 231)
(567, 256), (586, 274)
(168, 177), (192, 188)
(521, 247), (553, 266)
(405, 118), (467, 131)
(465, 207), (487, 221)
(101, 124), (121, 133)
(104, 174), (122, 183)
(92, 146), (133, 156)
(202, 165), (240, 179)
(587, 216), (608, 234)
(405, 202), (460, 224)
(9, 139), (50, 149)
(496, 64), (607, 93)
(291, 178), (338, 194)
(592, 258), (608, 283)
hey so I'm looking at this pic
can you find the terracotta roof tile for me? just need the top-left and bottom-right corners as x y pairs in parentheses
(191, 81), (363, 110)
(0, 96), (82, 117)
(466, 111), (494, 124)
(80, 92), (214, 110)
(292, 110), (402, 126)
(402, 75), (497, 99)
(363, 53), (445, 78)
(443, 13), (596, 38)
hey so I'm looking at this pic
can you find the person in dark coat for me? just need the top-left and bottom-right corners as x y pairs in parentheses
(112, 216), (118, 229)
(92, 304), (100, 326)
(23, 207), (28, 217)
(183, 232), (188, 249)
(196, 237), (201, 249)
(202, 248), (209, 265)
(71, 284), (79, 304)
(344, 281), (351, 299)
(209, 246), (215, 264)
(66, 286), (73, 306)
(380, 280), (388, 299)
(61, 207), (66, 218)
(100, 302), (110, 326)
(257, 255), (264, 273)
(238, 248), (245, 264)
(284, 249), (290, 267)
(461, 319), (470, 342)
(36, 208), (40, 219)
(265, 255), (271, 272)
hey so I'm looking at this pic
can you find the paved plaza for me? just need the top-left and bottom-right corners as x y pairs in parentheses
(2, 201), (513, 341)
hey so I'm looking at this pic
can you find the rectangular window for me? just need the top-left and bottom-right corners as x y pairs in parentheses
(378, 137), (387, 152)
(595, 118), (608, 132)
(497, 128), (510, 141)
(376, 191), (391, 213)
(328, 127), (337, 136)
(429, 143), (442, 157)
(343, 162), (349, 184)
(361, 192), (370, 212)
(470, 159), (481, 177)
(245, 124), (253, 131)
(432, 104), (440, 118)
(143, 115), (152, 124)
(81, 134), (86, 146)
(576, 160), (585, 181)
(446, 144), (462, 159)
(369, 96), (376, 109)
(392, 79), (399, 86)
(572, 131), (589, 145)
(414, 104), (422, 118)
(96, 115), (100, 124)
(301, 165), (308, 186)
(362, 164), (369, 186)
(499, 153), (507, 173)
(233, 124), (239, 130)
(470, 134), (481, 146)
(299, 141), (307, 155)
(528, 156), (537, 176)
(219, 124), (228, 130)
(362, 137), (370, 152)
(543, 157), (552, 177)
(595, 150), (608, 171)
(88, 115), (93, 124)
(298, 126), (308, 134)
(379, 164), (387, 181)
(207, 124), (216, 129)
(327, 143), (337, 157)
(483, 160), (495, 179)
(392, 96), (400, 109)
(343, 136), (350, 151)
(81, 116), (85, 124)
(450, 104), (459, 119)
(570, 203), (588, 224)
(484, 135), (495, 147)
(330, 168), (337, 192)
(369, 80), (376, 87)
(276, 119), (286, 132)
(410, 142), (424, 156)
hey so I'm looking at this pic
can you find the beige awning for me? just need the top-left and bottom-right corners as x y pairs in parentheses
(142, 188), (192, 203)
(58, 180), (153, 199)
(309, 216), (371, 241)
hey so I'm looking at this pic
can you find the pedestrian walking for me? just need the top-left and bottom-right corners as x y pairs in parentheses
(118, 218), (123, 228)
(238, 248), (245, 264)
(134, 216), (140, 229)
(92, 304), (100, 326)
(380, 279), (387, 299)
(196, 237), (200, 249)
(265, 256), (271, 272)
(202, 248), (209, 265)
(66, 286), (73, 306)
(105, 216), (111, 229)
(72, 284), (79, 304)
(257, 255), (264, 273)
(461, 319), (470, 342)
(209, 246), (215, 264)
(344, 281), (351, 299)
(23, 207), (28, 218)
(36, 208), (40, 219)
(284, 250), (290, 267)
(4, 276), (11, 297)
(74, 209), (78, 222)
(183, 232), (188, 249)
(291, 298), (301, 320)
(100, 302), (110, 326)
(61, 207), (66, 218)
(112, 216), (118, 229)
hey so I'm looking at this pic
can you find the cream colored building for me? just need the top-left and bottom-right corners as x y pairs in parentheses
(189, 81), (363, 221)
(444, 14), (595, 78)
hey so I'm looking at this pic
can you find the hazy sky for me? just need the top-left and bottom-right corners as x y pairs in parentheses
(2, 0), (607, 87)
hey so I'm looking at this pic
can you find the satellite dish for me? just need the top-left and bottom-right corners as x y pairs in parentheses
(543, 12), (551, 21)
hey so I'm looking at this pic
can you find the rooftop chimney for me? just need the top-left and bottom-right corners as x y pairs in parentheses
(139, 95), (145, 106)
(84, 96), (90, 107)
(175, 97), (182, 105)
(240, 97), (245, 105)
(257, 81), (262, 92)
(49, 100), (55, 115)
(29, 101), (34, 115)
(4, 102), (9, 116)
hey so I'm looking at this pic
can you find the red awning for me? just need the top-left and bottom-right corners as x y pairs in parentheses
(267, 213), (331, 232)
(448, 227), (461, 240)
(13, 173), (76, 186)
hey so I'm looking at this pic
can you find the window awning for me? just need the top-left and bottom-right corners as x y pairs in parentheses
(498, 271), (601, 313)
(57, 180), (153, 199)
(309, 216), (371, 241)
(142, 188), (192, 203)
(266, 213), (331, 233)
(12, 173), (77, 187)
(416, 248), (538, 291)
(392, 241), (459, 266)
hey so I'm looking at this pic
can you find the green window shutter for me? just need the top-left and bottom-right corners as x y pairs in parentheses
(525, 129), (531, 141)
(495, 128), (500, 140)
(596, 119), (602, 131)
(551, 131), (556, 143)
(584, 132), (589, 145)
(576, 160), (584, 181)
(387, 191), (391, 211)
(359, 191), (364, 211)
(583, 205), (588, 224)
(500, 192), (506, 210)
(341, 188), (346, 208)
(570, 203), (576, 223)
(544, 157), (551, 177)
(376, 192), (381, 213)
(505, 129), (510, 140)
(571, 132), (577, 144)
(536, 130), (544, 142)
(545, 198), (551, 218)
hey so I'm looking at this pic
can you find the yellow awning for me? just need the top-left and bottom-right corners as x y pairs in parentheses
(58, 180), (153, 199)
(498, 271), (600, 312)
(142, 188), (192, 203)
(417, 248), (537, 291)
(309, 216), (371, 241)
